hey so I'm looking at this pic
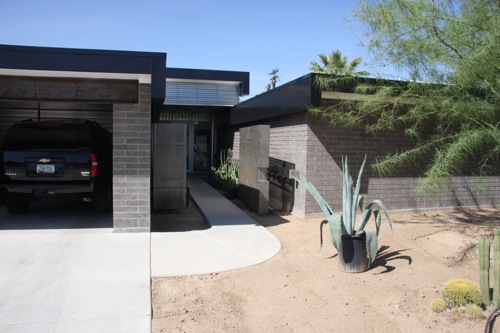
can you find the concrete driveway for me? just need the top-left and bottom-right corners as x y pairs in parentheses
(0, 182), (282, 333)
(0, 200), (151, 333)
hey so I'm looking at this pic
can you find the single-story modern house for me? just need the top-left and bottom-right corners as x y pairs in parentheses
(1, 45), (498, 229)
(229, 73), (500, 218)
(0, 44), (249, 231)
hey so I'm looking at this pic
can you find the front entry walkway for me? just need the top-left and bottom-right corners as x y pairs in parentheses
(151, 176), (281, 277)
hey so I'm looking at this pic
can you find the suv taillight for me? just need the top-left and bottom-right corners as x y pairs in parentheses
(91, 152), (99, 177)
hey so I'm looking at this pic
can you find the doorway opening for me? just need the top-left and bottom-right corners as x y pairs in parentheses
(159, 105), (232, 174)
(187, 121), (212, 172)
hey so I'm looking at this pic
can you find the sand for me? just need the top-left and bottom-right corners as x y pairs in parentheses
(152, 204), (500, 333)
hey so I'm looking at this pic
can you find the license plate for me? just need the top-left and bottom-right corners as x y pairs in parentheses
(36, 164), (55, 174)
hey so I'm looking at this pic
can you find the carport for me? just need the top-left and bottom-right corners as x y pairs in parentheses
(0, 44), (166, 232)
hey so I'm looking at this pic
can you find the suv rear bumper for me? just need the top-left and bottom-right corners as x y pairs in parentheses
(0, 183), (94, 198)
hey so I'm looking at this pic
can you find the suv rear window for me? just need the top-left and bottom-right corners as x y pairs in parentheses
(3, 124), (92, 150)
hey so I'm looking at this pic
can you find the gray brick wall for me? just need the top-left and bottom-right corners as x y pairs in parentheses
(232, 131), (240, 160)
(303, 122), (339, 217)
(232, 113), (310, 216)
(112, 84), (151, 231)
(269, 115), (308, 216)
(233, 106), (500, 217)
(366, 177), (500, 209)
(239, 125), (270, 214)
(303, 112), (500, 217)
(233, 109), (500, 218)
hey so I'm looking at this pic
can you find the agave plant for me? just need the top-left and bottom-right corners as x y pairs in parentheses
(290, 155), (392, 270)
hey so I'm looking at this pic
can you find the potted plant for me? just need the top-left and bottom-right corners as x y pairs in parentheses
(290, 155), (392, 273)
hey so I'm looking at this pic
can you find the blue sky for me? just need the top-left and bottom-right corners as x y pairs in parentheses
(0, 0), (398, 98)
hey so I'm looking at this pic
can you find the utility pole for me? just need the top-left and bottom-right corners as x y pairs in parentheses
(266, 68), (280, 91)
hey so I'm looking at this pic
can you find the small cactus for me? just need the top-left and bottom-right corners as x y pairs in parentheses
(479, 237), (491, 306)
(431, 298), (446, 313)
(442, 279), (482, 307)
(464, 304), (484, 320)
(493, 228), (500, 306)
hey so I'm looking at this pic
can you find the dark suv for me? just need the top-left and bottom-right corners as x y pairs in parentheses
(0, 119), (112, 214)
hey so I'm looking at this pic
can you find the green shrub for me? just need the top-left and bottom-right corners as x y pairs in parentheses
(208, 150), (239, 197)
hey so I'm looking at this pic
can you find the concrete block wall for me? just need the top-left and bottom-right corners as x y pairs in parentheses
(232, 132), (240, 159)
(268, 115), (309, 217)
(366, 177), (500, 209)
(232, 109), (500, 218)
(231, 113), (309, 216)
(304, 112), (500, 216)
(153, 123), (187, 210)
(239, 125), (270, 214)
(112, 84), (151, 232)
(303, 118), (339, 217)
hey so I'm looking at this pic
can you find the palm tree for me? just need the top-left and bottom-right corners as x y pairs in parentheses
(309, 50), (370, 76)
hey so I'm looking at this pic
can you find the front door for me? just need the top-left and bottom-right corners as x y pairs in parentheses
(187, 122), (212, 172)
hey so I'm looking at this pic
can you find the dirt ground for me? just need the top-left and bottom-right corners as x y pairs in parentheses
(152, 203), (500, 333)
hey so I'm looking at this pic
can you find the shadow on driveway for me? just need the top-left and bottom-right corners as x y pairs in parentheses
(0, 199), (112, 230)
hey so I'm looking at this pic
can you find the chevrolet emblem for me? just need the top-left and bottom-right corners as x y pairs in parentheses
(39, 158), (51, 163)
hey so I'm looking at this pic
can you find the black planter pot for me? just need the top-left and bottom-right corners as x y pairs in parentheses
(339, 233), (370, 273)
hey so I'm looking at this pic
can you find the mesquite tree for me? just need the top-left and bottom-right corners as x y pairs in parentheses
(313, 0), (500, 195)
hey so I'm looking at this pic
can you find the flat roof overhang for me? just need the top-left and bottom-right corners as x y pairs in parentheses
(0, 44), (166, 114)
(166, 67), (249, 96)
(229, 73), (415, 126)
(230, 74), (320, 126)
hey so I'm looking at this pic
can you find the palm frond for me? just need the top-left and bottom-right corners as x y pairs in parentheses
(309, 50), (369, 76)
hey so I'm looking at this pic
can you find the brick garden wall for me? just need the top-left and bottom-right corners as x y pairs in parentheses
(366, 177), (500, 209)
(304, 112), (500, 217)
(112, 84), (151, 231)
(232, 109), (500, 218)
(231, 113), (310, 216)
(269, 114), (309, 216)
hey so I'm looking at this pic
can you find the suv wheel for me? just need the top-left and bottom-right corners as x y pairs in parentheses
(4, 197), (30, 214)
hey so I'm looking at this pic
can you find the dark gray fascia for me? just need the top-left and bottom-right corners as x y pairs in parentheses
(0, 44), (166, 103)
(230, 73), (320, 126)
